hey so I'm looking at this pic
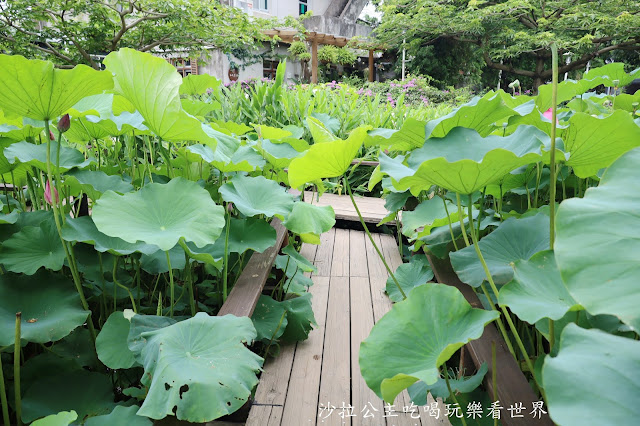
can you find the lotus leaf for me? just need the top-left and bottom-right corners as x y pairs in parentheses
(220, 175), (294, 218)
(96, 311), (136, 369)
(386, 256), (434, 302)
(93, 178), (225, 251)
(0, 218), (65, 274)
(282, 202), (335, 244)
(359, 283), (499, 403)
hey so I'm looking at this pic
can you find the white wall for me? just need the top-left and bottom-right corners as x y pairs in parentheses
(248, 0), (333, 19)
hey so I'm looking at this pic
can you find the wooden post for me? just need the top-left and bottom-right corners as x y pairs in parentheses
(368, 49), (374, 82)
(311, 38), (318, 84)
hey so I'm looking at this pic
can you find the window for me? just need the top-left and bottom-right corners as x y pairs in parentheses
(169, 58), (197, 77)
(263, 59), (279, 79)
(253, 0), (268, 10)
(299, 0), (308, 15)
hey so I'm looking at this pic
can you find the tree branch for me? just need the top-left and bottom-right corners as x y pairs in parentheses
(482, 49), (537, 78)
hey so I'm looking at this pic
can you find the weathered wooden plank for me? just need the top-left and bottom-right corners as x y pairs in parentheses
(427, 254), (553, 426)
(246, 405), (273, 426)
(314, 228), (336, 277)
(217, 218), (287, 317)
(349, 230), (369, 278)
(350, 276), (385, 426)
(331, 228), (350, 277)
(251, 343), (296, 407)
(318, 276), (352, 426)
(281, 276), (331, 426)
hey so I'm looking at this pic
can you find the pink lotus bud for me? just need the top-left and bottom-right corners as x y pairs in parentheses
(57, 114), (70, 133)
(543, 108), (559, 124)
(226, 202), (234, 213)
(49, 130), (55, 141)
(44, 180), (59, 205)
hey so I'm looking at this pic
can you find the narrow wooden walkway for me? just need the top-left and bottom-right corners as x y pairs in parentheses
(298, 191), (395, 224)
(247, 228), (449, 426)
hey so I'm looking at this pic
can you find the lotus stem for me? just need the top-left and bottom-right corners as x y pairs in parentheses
(345, 178), (406, 300)
(14, 313), (22, 426)
(0, 346), (9, 426)
(185, 252), (196, 316)
(263, 310), (287, 358)
(112, 257), (137, 313)
(44, 121), (96, 342)
(549, 42), (558, 250)
(222, 206), (231, 303)
(165, 251), (175, 317)
(441, 194), (459, 251)
(442, 366), (467, 426)
(467, 194), (541, 394)
(456, 193), (471, 247)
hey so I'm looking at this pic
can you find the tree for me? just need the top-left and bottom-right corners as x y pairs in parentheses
(373, 0), (640, 90)
(0, 0), (302, 69)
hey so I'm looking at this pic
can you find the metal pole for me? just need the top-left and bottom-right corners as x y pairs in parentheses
(402, 38), (406, 81)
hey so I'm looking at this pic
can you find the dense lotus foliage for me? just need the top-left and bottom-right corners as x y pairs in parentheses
(0, 44), (638, 425)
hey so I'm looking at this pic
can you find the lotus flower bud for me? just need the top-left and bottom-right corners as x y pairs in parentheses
(57, 114), (70, 133)
(226, 202), (234, 213)
(49, 130), (55, 141)
(44, 180), (59, 205)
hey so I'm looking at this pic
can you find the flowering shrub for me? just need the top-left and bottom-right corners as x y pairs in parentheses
(360, 76), (475, 106)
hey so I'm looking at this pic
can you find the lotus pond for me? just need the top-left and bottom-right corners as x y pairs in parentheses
(0, 45), (639, 426)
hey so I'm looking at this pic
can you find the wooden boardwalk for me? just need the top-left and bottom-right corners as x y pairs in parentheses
(246, 228), (449, 426)
(298, 191), (395, 225)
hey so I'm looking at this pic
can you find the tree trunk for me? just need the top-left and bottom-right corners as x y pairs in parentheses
(532, 56), (546, 93)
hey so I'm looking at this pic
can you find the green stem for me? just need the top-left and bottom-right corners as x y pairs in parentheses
(14, 313), (22, 426)
(222, 207), (231, 302)
(467, 194), (540, 393)
(166, 251), (175, 317)
(549, 42), (558, 250)
(44, 121), (96, 342)
(492, 341), (498, 426)
(185, 252), (196, 316)
(346, 178), (406, 300)
(112, 257), (137, 313)
(0, 346), (10, 426)
(263, 311), (287, 358)
(533, 163), (542, 209)
(479, 282), (516, 358)
(456, 193), (470, 247)
(443, 366), (467, 426)
(441, 195), (459, 251)
(549, 319), (555, 351)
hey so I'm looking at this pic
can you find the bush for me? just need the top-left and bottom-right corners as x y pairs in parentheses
(356, 76), (475, 107)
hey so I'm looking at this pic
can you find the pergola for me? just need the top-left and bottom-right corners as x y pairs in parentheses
(262, 29), (380, 84)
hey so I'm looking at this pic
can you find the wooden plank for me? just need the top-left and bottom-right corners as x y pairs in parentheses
(314, 228), (336, 277)
(250, 344), (296, 406)
(246, 405), (273, 426)
(427, 254), (553, 426)
(281, 276), (330, 426)
(318, 276), (352, 426)
(331, 228), (350, 277)
(217, 218), (287, 317)
(350, 276), (385, 426)
(349, 230), (368, 278)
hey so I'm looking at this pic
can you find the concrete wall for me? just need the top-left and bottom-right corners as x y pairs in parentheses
(242, 0), (332, 19)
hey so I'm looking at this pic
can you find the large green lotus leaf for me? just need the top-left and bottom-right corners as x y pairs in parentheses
(288, 127), (368, 188)
(0, 219), (65, 274)
(182, 98), (218, 118)
(281, 244), (317, 273)
(85, 405), (152, 426)
(127, 314), (177, 359)
(359, 283), (499, 403)
(425, 92), (519, 138)
(282, 202), (335, 245)
(140, 244), (186, 274)
(257, 140), (304, 169)
(65, 169), (134, 201)
(378, 153), (415, 184)
(450, 213), (549, 288)
(93, 178), (225, 251)
(136, 313), (263, 422)
(401, 197), (460, 240)
(95, 311), (136, 370)
(4, 141), (94, 172)
(31, 411), (78, 426)
(562, 110), (640, 178)
(62, 216), (156, 255)
(179, 74), (221, 96)
(306, 116), (338, 143)
(255, 124), (293, 141)
(187, 143), (263, 173)
(364, 118), (425, 151)
(396, 126), (551, 194)
(212, 120), (252, 136)
(280, 293), (316, 342)
(0, 55), (113, 120)
(409, 363), (488, 404)
(543, 324), (640, 425)
(499, 250), (580, 324)
(103, 49), (216, 147)
(220, 175), (293, 218)
(21, 370), (116, 424)
(555, 147), (640, 332)
(386, 256), (434, 303)
(251, 295), (288, 341)
(0, 271), (89, 346)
